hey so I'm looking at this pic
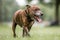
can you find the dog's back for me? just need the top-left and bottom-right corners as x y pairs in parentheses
(13, 9), (30, 27)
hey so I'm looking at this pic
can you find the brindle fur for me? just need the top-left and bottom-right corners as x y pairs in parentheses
(12, 5), (34, 37)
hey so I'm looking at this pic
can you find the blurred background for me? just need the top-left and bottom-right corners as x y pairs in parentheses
(0, 0), (60, 26)
(0, 0), (60, 40)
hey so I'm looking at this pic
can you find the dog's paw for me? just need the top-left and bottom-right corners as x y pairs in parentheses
(13, 34), (18, 38)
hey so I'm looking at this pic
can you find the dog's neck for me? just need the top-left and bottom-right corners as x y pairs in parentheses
(25, 9), (34, 22)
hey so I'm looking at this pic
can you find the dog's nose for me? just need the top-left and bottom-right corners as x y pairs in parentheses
(41, 14), (43, 16)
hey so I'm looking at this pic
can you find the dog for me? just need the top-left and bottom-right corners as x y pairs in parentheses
(12, 5), (43, 37)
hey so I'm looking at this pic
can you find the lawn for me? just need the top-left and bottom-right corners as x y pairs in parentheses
(0, 24), (60, 40)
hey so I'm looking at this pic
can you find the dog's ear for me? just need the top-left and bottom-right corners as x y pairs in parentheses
(26, 5), (31, 8)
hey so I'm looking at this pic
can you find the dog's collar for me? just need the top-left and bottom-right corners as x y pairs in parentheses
(25, 9), (30, 17)
(25, 10), (28, 14)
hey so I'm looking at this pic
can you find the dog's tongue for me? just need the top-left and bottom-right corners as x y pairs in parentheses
(37, 18), (42, 23)
(35, 16), (42, 23)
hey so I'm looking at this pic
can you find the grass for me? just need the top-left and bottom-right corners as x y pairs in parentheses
(0, 24), (60, 40)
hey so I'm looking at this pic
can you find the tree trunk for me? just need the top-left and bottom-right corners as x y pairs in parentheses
(55, 0), (59, 25)
(0, 0), (2, 22)
(51, 0), (60, 25)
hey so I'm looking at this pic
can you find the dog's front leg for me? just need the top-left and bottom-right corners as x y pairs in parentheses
(23, 26), (30, 37)
(28, 21), (34, 32)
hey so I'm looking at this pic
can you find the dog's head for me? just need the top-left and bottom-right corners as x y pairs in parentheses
(25, 5), (43, 23)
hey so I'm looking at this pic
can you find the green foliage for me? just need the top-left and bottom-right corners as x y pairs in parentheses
(27, 0), (32, 2)
(1, 0), (20, 21)
(38, 4), (55, 21)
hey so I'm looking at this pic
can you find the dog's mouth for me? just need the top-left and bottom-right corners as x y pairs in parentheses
(34, 15), (42, 23)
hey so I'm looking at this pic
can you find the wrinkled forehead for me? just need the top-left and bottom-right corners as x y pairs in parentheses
(31, 5), (40, 11)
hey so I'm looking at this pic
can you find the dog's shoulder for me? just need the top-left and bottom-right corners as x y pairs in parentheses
(15, 9), (22, 14)
(14, 9), (23, 16)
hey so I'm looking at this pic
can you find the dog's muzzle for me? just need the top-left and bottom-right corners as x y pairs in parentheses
(34, 11), (43, 23)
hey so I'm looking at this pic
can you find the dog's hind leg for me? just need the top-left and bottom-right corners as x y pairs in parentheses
(22, 28), (25, 37)
(12, 21), (17, 37)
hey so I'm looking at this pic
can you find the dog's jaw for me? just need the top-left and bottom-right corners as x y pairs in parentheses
(34, 16), (42, 23)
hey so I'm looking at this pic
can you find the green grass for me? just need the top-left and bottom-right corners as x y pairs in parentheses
(0, 24), (60, 40)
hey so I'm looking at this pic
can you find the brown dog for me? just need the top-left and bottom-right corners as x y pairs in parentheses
(12, 5), (43, 37)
